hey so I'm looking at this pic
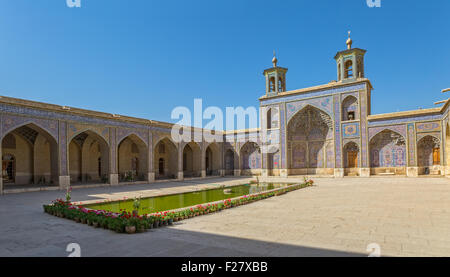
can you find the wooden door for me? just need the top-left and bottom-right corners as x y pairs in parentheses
(433, 148), (440, 165)
(347, 151), (358, 168)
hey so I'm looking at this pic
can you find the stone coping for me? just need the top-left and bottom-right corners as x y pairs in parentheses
(165, 183), (303, 215)
(75, 178), (256, 206)
(71, 181), (305, 219)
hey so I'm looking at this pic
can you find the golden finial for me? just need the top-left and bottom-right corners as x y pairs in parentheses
(272, 50), (278, 67)
(346, 30), (353, 49)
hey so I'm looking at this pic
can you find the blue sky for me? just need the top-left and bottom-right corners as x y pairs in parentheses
(0, 0), (449, 126)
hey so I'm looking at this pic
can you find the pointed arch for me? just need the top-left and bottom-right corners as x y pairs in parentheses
(182, 142), (201, 177)
(287, 104), (333, 127)
(69, 128), (110, 146)
(343, 141), (359, 175)
(368, 127), (407, 142)
(154, 137), (178, 179)
(224, 148), (235, 176)
(69, 130), (110, 184)
(2, 123), (59, 186)
(117, 130), (148, 148)
(153, 135), (177, 150)
(1, 117), (58, 143)
(287, 105), (334, 175)
(417, 135), (441, 174)
(369, 129), (406, 172)
(118, 134), (148, 182)
(342, 95), (359, 121)
(204, 142), (221, 176)
(240, 141), (261, 176)
(2, 120), (58, 142)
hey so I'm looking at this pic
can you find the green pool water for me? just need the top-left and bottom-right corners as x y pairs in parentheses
(85, 183), (291, 215)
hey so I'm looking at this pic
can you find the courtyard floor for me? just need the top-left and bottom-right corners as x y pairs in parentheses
(1, 176), (450, 257)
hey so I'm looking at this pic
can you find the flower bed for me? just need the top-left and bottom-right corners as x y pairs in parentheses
(43, 180), (314, 234)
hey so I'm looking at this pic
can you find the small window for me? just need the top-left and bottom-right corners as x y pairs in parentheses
(345, 60), (353, 78)
(269, 77), (276, 92)
(347, 111), (355, 121)
(278, 77), (284, 92)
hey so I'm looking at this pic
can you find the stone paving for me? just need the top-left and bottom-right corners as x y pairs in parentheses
(0, 176), (449, 257)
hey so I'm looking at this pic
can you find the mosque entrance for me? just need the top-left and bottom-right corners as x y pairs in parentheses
(287, 105), (334, 175)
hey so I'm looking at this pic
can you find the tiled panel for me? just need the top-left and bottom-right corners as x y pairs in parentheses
(342, 122), (360, 138)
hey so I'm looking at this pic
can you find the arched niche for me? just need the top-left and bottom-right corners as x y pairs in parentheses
(2, 123), (59, 186)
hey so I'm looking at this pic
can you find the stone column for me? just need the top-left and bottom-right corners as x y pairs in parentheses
(219, 143), (225, 177)
(148, 131), (155, 182)
(201, 143), (206, 178)
(234, 144), (241, 176)
(109, 128), (119, 186)
(58, 121), (70, 189)
(177, 142), (184, 180)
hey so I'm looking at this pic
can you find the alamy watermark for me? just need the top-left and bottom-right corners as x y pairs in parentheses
(170, 99), (279, 154)
(366, 243), (381, 257)
(366, 0), (381, 8)
(67, 0), (81, 8)
(66, 243), (81, 257)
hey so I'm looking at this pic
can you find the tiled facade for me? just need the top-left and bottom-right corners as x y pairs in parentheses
(1, 38), (449, 194)
(259, 38), (450, 178)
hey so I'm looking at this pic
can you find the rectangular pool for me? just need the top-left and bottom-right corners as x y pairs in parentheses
(85, 183), (291, 215)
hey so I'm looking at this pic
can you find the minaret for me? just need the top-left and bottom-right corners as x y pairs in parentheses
(263, 51), (288, 96)
(334, 31), (366, 82)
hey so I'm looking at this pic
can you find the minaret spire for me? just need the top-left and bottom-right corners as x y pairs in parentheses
(272, 50), (278, 67)
(346, 30), (353, 49)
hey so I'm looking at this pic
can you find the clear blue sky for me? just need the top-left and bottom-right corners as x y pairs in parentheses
(0, 0), (449, 125)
